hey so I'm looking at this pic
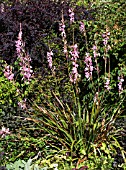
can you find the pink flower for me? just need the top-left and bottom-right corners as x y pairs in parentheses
(18, 98), (27, 110)
(72, 66), (78, 73)
(59, 16), (68, 58)
(0, 127), (10, 138)
(4, 65), (14, 81)
(92, 44), (100, 75)
(59, 23), (66, 38)
(102, 30), (110, 51)
(15, 23), (23, 57)
(24, 72), (32, 80)
(90, 66), (93, 72)
(79, 21), (85, 32)
(118, 76), (124, 94)
(0, 3), (5, 13)
(19, 53), (33, 83)
(94, 92), (99, 105)
(85, 72), (90, 79)
(92, 45), (100, 59)
(104, 77), (111, 90)
(22, 66), (30, 72)
(18, 27), (22, 40)
(68, 8), (74, 24)
(47, 50), (53, 69)
(70, 44), (79, 60)
(64, 47), (67, 54)
(15, 24), (33, 83)
(8, 74), (14, 81)
(69, 44), (79, 84)
(84, 53), (93, 80)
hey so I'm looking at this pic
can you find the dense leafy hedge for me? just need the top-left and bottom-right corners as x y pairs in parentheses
(0, 0), (94, 69)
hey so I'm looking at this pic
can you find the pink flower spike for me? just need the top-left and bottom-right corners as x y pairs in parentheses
(4, 65), (14, 81)
(84, 53), (93, 80)
(79, 21), (85, 32)
(0, 127), (10, 138)
(102, 34), (106, 38)
(104, 77), (111, 91)
(59, 23), (66, 38)
(118, 75), (124, 94)
(102, 30), (110, 49)
(94, 92), (99, 105)
(90, 66), (93, 72)
(24, 72), (31, 79)
(4, 72), (10, 78)
(72, 67), (77, 73)
(19, 23), (22, 39)
(68, 9), (72, 13)
(8, 74), (14, 80)
(68, 8), (74, 24)
(47, 50), (53, 69)
(15, 24), (33, 83)
(18, 30), (22, 40)
(22, 66), (30, 72)
(85, 72), (90, 79)
(69, 44), (79, 84)
(92, 45), (97, 51)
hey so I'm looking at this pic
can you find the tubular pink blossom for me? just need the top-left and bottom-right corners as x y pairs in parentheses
(59, 13), (68, 58)
(59, 23), (66, 38)
(84, 53), (93, 80)
(19, 53), (33, 83)
(4, 65), (14, 81)
(69, 44), (79, 84)
(0, 127), (10, 138)
(118, 76), (124, 94)
(47, 50), (53, 69)
(92, 45), (100, 59)
(104, 77), (111, 91)
(15, 23), (23, 57)
(102, 30), (110, 52)
(8, 74), (14, 81)
(68, 8), (74, 24)
(79, 21), (85, 32)
(15, 24), (33, 83)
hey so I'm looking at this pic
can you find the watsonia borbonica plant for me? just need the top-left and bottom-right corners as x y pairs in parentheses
(2, 6), (125, 169)
(2, 23), (34, 110)
(28, 7), (126, 168)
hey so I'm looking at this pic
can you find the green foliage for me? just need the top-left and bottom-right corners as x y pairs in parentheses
(6, 159), (48, 170)
(30, 86), (125, 167)
(0, 60), (37, 130)
(82, 154), (114, 170)
(0, 134), (46, 165)
(0, 61), (17, 107)
(5, 154), (126, 170)
(0, 73), (17, 106)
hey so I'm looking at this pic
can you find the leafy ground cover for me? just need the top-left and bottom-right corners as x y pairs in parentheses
(0, 0), (126, 169)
